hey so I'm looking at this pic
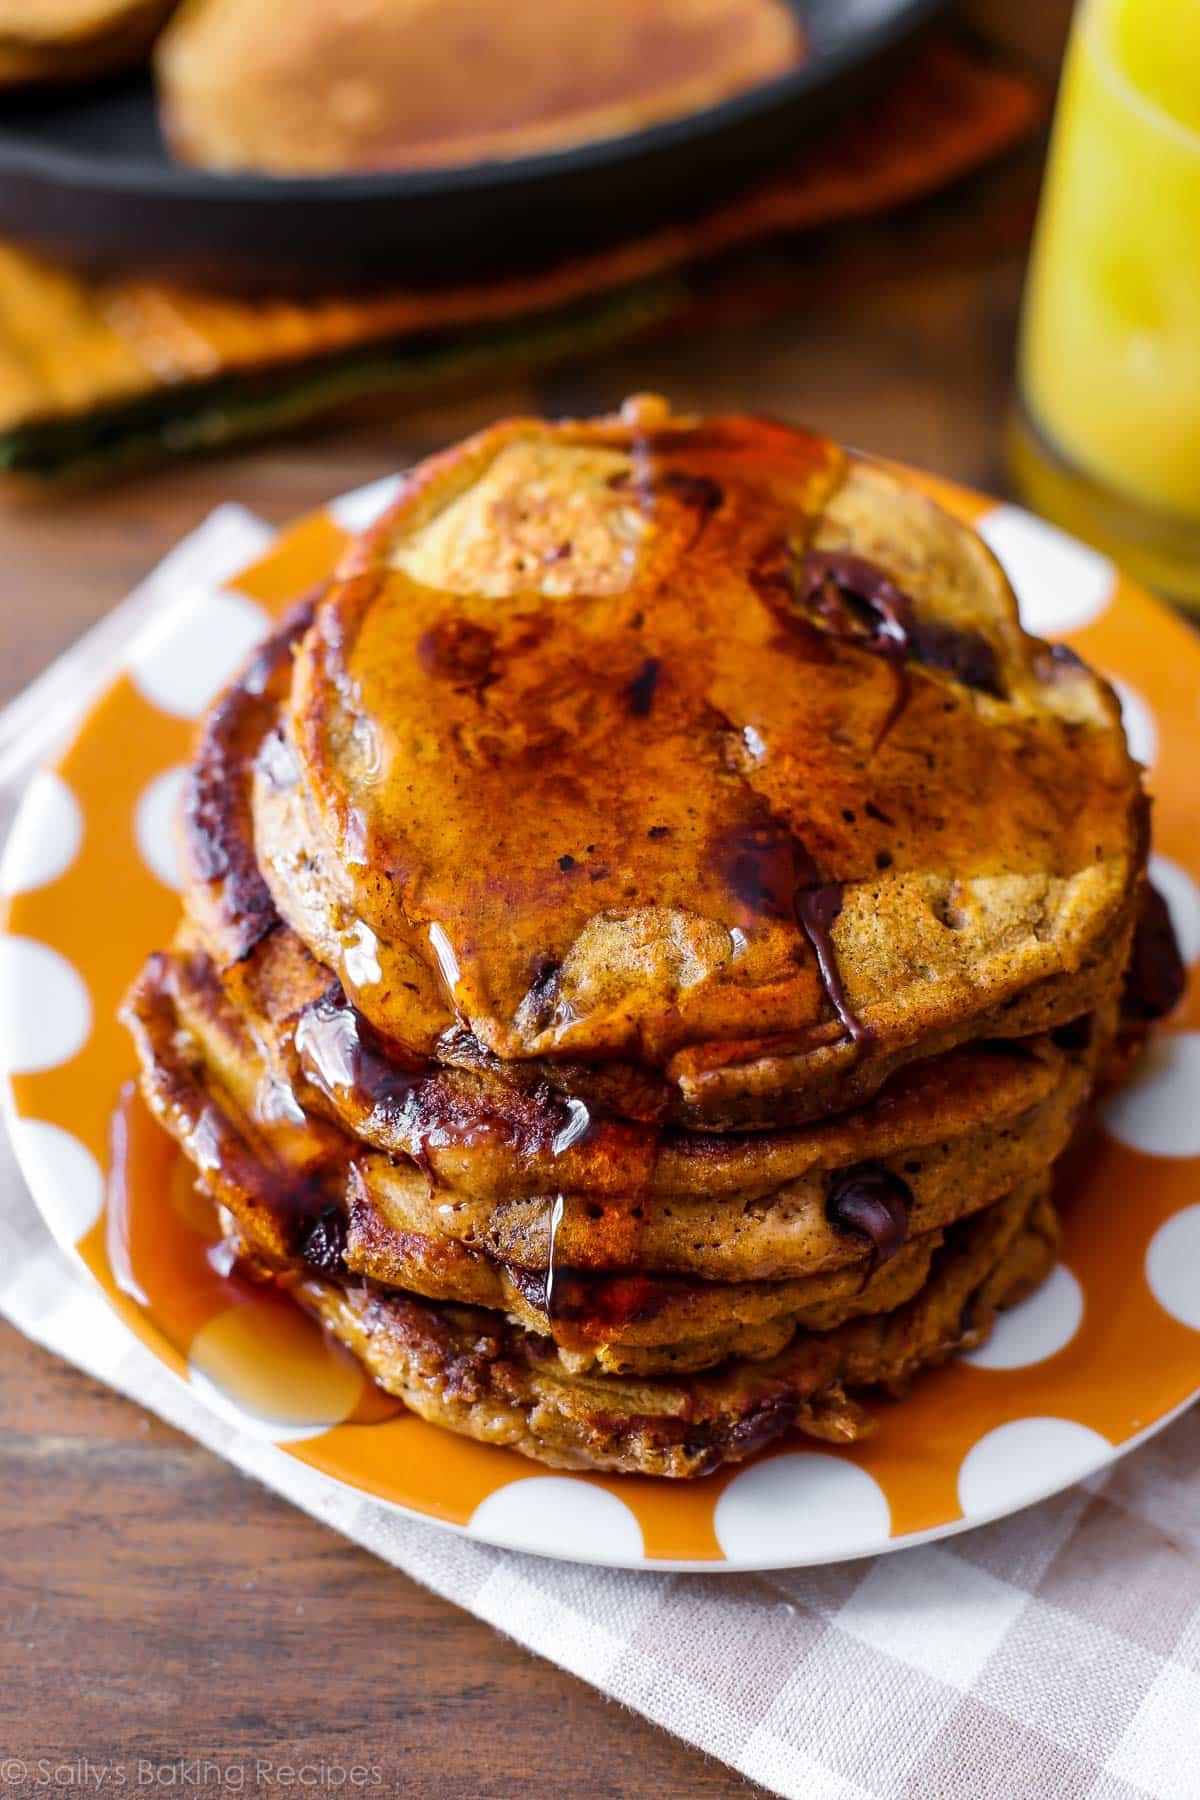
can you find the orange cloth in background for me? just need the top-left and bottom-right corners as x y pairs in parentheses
(0, 40), (1042, 469)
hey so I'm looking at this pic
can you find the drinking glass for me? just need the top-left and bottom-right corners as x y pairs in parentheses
(1011, 0), (1200, 606)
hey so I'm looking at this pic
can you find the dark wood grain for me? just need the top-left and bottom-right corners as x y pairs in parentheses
(0, 6), (1070, 1793)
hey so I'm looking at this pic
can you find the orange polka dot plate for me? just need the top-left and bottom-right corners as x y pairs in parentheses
(3, 466), (1199, 1570)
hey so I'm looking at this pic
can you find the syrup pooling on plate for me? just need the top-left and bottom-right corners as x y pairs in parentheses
(104, 1083), (402, 1425)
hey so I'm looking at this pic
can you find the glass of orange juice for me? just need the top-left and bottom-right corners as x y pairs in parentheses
(1011, 0), (1200, 606)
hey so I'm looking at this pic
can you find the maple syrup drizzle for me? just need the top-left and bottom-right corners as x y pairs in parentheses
(106, 1081), (151, 1308)
(290, 981), (659, 1345)
(713, 820), (870, 1051)
(535, 1088), (663, 1348)
(543, 1192), (566, 1320)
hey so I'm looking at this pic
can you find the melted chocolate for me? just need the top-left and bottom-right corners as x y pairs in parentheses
(713, 821), (870, 1049)
(417, 617), (497, 691)
(1050, 1014), (1095, 1053)
(297, 1202), (348, 1274)
(1124, 882), (1186, 1023)
(908, 618), (1002, 697)
(795, 881), (869, 1050)
(825, 1163), (911, 1265)
(800, 550), (914, 746)
(625, 655), (662, 717)
(798, 550), (1004, 744)
(610, 465), (723, 546)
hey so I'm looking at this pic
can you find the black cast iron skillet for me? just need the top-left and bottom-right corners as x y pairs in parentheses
(0, 0), (948, 293)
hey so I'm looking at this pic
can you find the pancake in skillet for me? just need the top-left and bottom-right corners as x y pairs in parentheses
(0, 0), (174, 83)
(256, 399), (1144, 1127)
(155, 0), (803, 175)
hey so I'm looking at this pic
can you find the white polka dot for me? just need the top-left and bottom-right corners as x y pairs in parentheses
(962, 1263), (1084, 1369)
(129, 589), (271, 719)
(135, 765), (188, 890)
(188, 1303), (363, 1443)
(0, 935), (91, 1074)
(958, 1418), (1111, 1520)
(1149, 855), (1200, 967)
(1102, 1032), (1200, 1157)
(1111, 677), (1158, 769)
(714, 1452), (890, 1564)
(468, 1476), (644, 1562)
(977, 505), (1115, 635)
(187, 1366), (343, 1443)
(328, 473), (406, 535)
(1145, 1206), (1200, 1330)
(0, 771), (83, 896)
(9, 1117), (104, 1250)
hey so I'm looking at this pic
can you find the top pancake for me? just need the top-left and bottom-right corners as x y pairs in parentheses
(248, 398), (1144, 1123)
(155, 0), (802, 175)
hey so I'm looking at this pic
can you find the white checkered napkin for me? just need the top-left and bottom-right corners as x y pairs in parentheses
(3, 506), (1200, 1800)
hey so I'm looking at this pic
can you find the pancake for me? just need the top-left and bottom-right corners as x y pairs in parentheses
(154, 0), (802, 175)
(134, 926), (1096, 1272)
(263, 1181), (1059, 1477)
(175, 611), (1102, 1255)
(123, 939), (1083, 1375)
(235, 925), (1095, 1274)
(0, 0), (174, 84)
(119, 395), (1175, 1477)
(254, 400), (1143, 1127)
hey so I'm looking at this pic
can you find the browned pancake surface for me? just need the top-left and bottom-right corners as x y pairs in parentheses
(155, 0), (803, 174)
(252, 402), (1141, 1128)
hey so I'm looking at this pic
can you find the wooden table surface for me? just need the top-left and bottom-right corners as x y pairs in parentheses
(0, 6), (1072, 1793)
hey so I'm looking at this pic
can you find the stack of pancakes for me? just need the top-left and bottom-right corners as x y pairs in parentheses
(123, 397), (1177, 1478)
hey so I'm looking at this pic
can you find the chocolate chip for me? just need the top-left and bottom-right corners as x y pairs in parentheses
(1124, 882), (1186, 1022)
(298, 1203), (346, 1274)
(625, 656), (662, 718)
(908, 619), (1003, 697)
(826, 1163), (911, 1264)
